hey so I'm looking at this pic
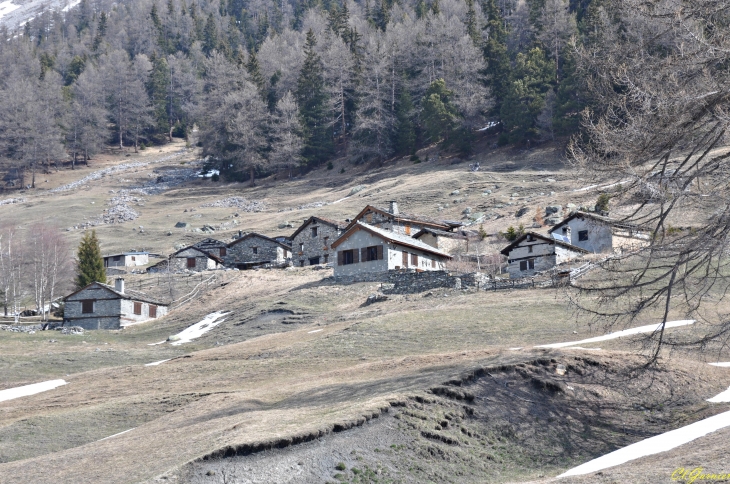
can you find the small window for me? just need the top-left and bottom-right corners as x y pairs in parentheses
(519, 259), (535, 271)
(339, 249), (358, 265)
(220, 247), (227, 257)
(324, 254), (329, 263)
(252, 247), (258, 254)
(113, 256), (121, 262)
(578, 230), (589, 241)
(528, 245), (533, 253)
(82, 300), (94, 314)
(309, 256), (320, 265)
(411, 253), (418, 266)
(131, 256), (136, 262)
(134, 302), (142, 315)
(562, 227), (568, 233)
(300, 260), (305, 267)
(299, 243), (304, 251)
(365, 246), (378, 261)
(323, 236), (329, 247)
(311, 226), (318, 237)
(149, 305), (157, 318)
(405, 225), (411, 235)
(187, 257), (196, 268)
(402, 251), (409, 267)
(431, 259), (436, 268)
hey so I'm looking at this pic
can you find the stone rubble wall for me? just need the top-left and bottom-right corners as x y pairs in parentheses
(333, 270), (492, 294)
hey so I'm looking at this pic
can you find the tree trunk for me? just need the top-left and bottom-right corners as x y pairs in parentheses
(249, 166), (255, 187)
(31, 163), (36, 188)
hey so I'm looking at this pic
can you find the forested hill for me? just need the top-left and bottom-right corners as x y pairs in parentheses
(0, 0), (601, 183)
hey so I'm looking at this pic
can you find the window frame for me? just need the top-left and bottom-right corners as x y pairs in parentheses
(133, 302), (142, 315)
(311, 226), (318, 237)
(81, 300), (94, 314)
(578, 230), (589, 241)
(149, 305), (157, 318)
(186, 257), (196, 268)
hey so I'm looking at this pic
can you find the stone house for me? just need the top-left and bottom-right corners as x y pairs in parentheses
(224, 233), (292, 269)
(192, 238), (228, 259)
(148, 246), (223, 273)
(103, 252), (149, 268)
(63, 278), (168, 330)
(500, 232), (588, 278)
(290, 216), (347, 266)
(345, 202), (459, 237)
(413, 228), (482, 255)
(548, 211), (649, 254)
(331, 222), (451, 278)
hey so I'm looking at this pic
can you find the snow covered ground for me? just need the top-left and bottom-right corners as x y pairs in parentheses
(710, 362), (730, 367)
(97, 428), (136, 442)
(0, 379), (67, 403)
(168, 311), (228, 345)
(144, 359), (171, 366)
(0, 0), (77, 30)
(536, 320), (695, 349)
(0, 1), (20, 20)
(559, 410), (730, 477)
(708, 387), (730, 403)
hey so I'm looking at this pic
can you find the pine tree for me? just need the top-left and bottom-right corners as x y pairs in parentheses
(296, 30), (334, 166)
(148, 53), (171, 136)
(75, 230), (106, 289)
(552, 48), (584, 135)
(245, 50), (265, 93)
(415, 0), (428, 19)
(482, 0), (510, 115)
(203, 13), (219, 54)
(393, 87), (416, 155)
(465, 0), (480, 47)
(421, 79), (459, 143)
(92, 12), (107, 51)
(500, 47), (554, 143)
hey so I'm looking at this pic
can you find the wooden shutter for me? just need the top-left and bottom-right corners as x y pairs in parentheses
(220, 247), (227, 257)
(353, 248), (360, 263)
(377, 245), (384, 260)
(187, 257), (196, 268)
(149, 305), (157, 318)
(338, 251), (344, 265)
(405, 225), (411, 235)
(411, 253), (418, 266)
(402, 251), (408, 266)
(134, 302), (142, 315)
(82, 300), (94, 314)
(431, 259), (436, 268)
(361, 247), (368, 262)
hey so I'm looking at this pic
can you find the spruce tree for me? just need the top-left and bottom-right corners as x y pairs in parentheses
(148, 53), (171, 136)
(203, 13), (219, 54)
(75, 230), (106, 289)
(482, 0), (510, 115)
(394, 88), (416, 155)
(421, 79), (459, 143)
(246, 51), (266, 93)
(296, 30), (334, 166)
(465, 0), (480, 47)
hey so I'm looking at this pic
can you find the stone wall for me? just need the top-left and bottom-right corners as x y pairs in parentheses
(333, 270), (491, 294)
(292, 221), (342, 267)
(64, 285), (123, 330)
(170, 247), (218, 272)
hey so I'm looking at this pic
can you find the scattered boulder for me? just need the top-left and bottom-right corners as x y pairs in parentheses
(450, 190), (460, 196)
(545, 205), (562, 215)
(174, 222), (189, 228)
(278, 222), (294, 229)
(546, 178), (556, 183)
(482, 190), (492, 196)
(462, 207), (472, 215)
(515, 206), (529, 218)
(363, 294), (388, 306)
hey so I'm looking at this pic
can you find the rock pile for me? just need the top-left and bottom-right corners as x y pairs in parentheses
(0, 324), (42, 333)
(0, 198), (25, 206)
(200, 197), (266, 212)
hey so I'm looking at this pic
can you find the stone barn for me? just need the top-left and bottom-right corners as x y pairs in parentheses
(413, 228), (481, 255)
(154, 246), (224, 272)
(63, 278), (168, 330)
(192, 238), (228, 259)
(345, 202), (460, 237)
(290, 216), (346, 267)
(224, 233), (292, 269)
(548, 211), (649, 254)
(331, 222), (451, 278)
(103, 252), (149, 268)
(500, 232), (588, 278)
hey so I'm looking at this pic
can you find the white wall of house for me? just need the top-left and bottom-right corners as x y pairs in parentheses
(555, 217), (613, 253)
(119, 299), (168, 327)
(105, 254), (149, 267)
(334, 229), (447, 277)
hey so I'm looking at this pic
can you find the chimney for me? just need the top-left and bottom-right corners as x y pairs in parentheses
(389, 201), (399, 215)
(115, 278), (125, 294)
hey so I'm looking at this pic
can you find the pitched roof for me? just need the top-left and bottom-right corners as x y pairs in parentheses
(170, 245), (223, 263)
(64, 282), (168, 306)
(290, 216), (347, 240)
(500, 231), (590, 256)
(103, 251), (149, 257)
(331, 222), (452, 258)
(413, 227), (482, 240)
(547, 211), (616, 234)
(192, 238), (227, 248)
(227, 232), (292, 250)
(345, 205), (453, 231)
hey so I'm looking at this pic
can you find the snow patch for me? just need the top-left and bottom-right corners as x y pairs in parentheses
(197, 169), (219, 178)
(98, 428), (136, 441)
(169, 311), (229, 345)
(710, 362), (730, 367)
(708, 386), (730, 403)
(536, 320), (695, 349)
(61, 0), (80, 12)
(558, 410), (730, 477)
(147, 340), (167, 346)
(308, 329), (323, 334)
(0, 379), (67, 403)
(145, 359), (171, 366)
(0, 1), (20, 19)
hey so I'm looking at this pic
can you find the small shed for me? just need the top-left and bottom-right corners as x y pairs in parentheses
(63, 278), (168, 330)
(103, 252), (149, 268)
(290, 216), (347, 267)
(500, 232), (588, 278)
(224, 233), (292, 269)
(331, 222), (451, 277)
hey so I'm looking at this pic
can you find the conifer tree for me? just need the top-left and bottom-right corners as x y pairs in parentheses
(422, 79), (459, 143)
(148, 53), (171, 136)
(203, 13), (219, 54)
(465, 0), (480, 47)
(246, 50), (265, 93)
(482, 0), (510, 114)
(75, 230), (106, 289)
(393, 87), (416, 155)
(296, 30), (333, 166)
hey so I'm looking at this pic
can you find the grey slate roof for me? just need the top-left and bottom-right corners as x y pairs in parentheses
(65, 282), (168, 306)
(333, 222), (452, 258)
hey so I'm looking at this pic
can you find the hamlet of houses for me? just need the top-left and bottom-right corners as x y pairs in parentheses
(65, 202), (649, 329)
